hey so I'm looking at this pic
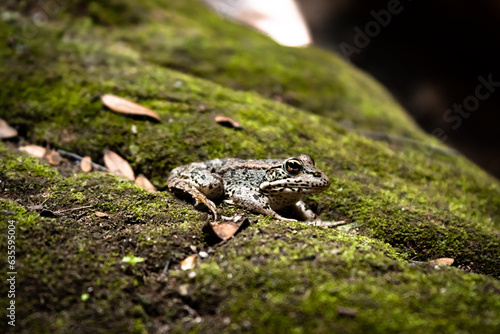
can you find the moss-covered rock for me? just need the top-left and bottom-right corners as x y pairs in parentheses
(1, 0), (499, 332)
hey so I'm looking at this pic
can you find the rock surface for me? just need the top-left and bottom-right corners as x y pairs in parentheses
(0, 0), (499, 332)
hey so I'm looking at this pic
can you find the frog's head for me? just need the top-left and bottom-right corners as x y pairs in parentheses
(260, 154), (330, 194)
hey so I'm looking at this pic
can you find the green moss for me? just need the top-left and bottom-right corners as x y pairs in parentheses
(1, 0), (500, 332)
(174, 223), (500, 333)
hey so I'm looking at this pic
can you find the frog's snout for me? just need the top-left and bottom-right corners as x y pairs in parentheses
(320, 174), (331, 189)
(310, 170), (330, 190)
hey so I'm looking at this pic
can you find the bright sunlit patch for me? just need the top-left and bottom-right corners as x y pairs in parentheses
(203, 0), (312, 47)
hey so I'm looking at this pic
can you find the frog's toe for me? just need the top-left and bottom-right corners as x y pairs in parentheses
(193, 198), (218, 220)
(269, 212), (297, 222)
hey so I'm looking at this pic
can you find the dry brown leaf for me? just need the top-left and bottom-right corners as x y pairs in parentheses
(430, 258), (455, 266)
(214, 116), (243, 130)
(180, 254), (197, 271)
(0, 119), (18, 139)
(95, 211), (110, 218)
(19, 145), (46, 158)
(135, 174), (157, 193)
(101, 94), (161, 121)
(212, 223), (240, 240)
(103, 149), (135, 181)
(46, 149), (62, 165)
(81, 156), (92, 172)
(203, 217), (250, 243)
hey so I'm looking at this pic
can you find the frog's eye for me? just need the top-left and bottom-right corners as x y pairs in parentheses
(285, 159), (303, 175)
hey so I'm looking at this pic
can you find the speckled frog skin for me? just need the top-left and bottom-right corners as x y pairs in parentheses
(167, 154), (330, 221)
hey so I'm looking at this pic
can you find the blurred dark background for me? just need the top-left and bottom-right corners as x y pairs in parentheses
(297, 0), (500, 179)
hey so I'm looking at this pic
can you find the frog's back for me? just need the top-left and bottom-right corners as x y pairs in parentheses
(221, 167), (267, 194)
(203, 158), (281, 194)
(203, 158), (281, 173)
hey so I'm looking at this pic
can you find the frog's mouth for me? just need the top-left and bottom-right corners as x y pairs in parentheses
(259, 178), (330, 194)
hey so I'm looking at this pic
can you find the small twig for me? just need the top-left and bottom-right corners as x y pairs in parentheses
(57, 149), (108, 172)
(40, 196), (50, 206)
(163, 260), (171, 273)
(55, 205), (93, 214)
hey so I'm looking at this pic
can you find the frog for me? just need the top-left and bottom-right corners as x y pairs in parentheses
(167, 154), (330, 222)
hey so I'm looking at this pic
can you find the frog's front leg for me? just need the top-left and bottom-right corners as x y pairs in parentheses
(167, 166), (224, 221)
(291, 200), (317, 222)
(230, 189), (297, 222)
